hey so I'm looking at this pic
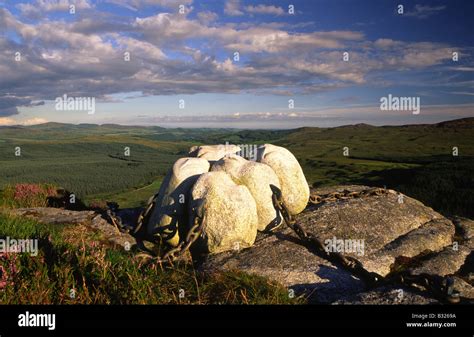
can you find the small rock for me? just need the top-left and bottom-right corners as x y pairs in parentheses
(90, 214), (136, 249)
(452, 276), (474, 300)
(453, 216), (474, 240)
(5, 207), (95, 225)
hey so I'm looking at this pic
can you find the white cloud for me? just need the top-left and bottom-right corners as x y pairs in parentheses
(0, 117), (15, 125)
(224, 30), (364, 53)
(226, 1), (285, 17)
(224, 0), (244, 16)
(115, 36), (167, 60)
(0, 5), (469, 120)
(21, 117), (49, 125)
(404, 5), (446, 19)
(374, 38), (402, 49)
(0, 117), (48, 126)
(449, 92), (474, 96)
(106, 0), (193, 11)
(448, 67), (474, 72)
(17, 0), (93, 17)
(197, 11), (218, 24)
(245, 4), (285, 16)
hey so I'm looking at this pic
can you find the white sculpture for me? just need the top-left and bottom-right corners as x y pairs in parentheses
(146, 144), (309, 254)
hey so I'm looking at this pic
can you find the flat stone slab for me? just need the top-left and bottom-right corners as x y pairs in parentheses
(90, 214), (137, 249)
(3, 207), (136, 249)
(5, 207), (95, 225)
(299, 186), (447, 257)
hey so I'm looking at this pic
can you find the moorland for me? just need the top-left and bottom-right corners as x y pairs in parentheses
(0, 117), (472, 304)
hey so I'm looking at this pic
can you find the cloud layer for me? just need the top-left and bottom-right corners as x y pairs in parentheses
(0, 0), (470, 121)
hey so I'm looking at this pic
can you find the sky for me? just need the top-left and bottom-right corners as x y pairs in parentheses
(0, 0), (473, 128)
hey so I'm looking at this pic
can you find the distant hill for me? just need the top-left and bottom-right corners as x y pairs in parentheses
(435, 117), (474, 128)
(13, 117), (473, 131)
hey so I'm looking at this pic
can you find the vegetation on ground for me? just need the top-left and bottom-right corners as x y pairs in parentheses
(0, 183), (58, 208)
(0, 214), (302, 304)
(0, 118), (473, 304)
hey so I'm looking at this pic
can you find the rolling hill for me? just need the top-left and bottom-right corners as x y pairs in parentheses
(1, 117), (473, 217)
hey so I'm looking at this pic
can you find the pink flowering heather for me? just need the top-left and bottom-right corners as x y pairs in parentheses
(2, 183), (58, 208)
(0, 252), (18, 290)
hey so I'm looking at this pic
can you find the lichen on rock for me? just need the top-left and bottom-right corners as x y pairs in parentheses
(211, 154), (282, 231)
(189, 171), (258, 254)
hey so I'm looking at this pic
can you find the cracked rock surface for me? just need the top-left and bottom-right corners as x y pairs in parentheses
(201, 185), (474, 303)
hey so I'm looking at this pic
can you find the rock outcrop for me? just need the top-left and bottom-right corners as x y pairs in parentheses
(3, 207), (136, 249)
(4, 184), (473, 304)
(201, 185), (474, 303)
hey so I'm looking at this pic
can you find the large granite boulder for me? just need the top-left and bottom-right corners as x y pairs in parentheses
(200, 185), (473, 303)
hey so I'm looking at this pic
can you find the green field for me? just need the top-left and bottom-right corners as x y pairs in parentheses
(1, 118), (473, 216)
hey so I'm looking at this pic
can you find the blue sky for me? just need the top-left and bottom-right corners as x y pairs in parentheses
(0, 0), (473, 128)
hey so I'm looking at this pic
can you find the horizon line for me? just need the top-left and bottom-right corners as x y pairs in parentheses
(2, 116), (472, 131)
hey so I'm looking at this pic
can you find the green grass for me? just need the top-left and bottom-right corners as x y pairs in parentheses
(85, 179), (164, 208)
(0, 214), (303, 304)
